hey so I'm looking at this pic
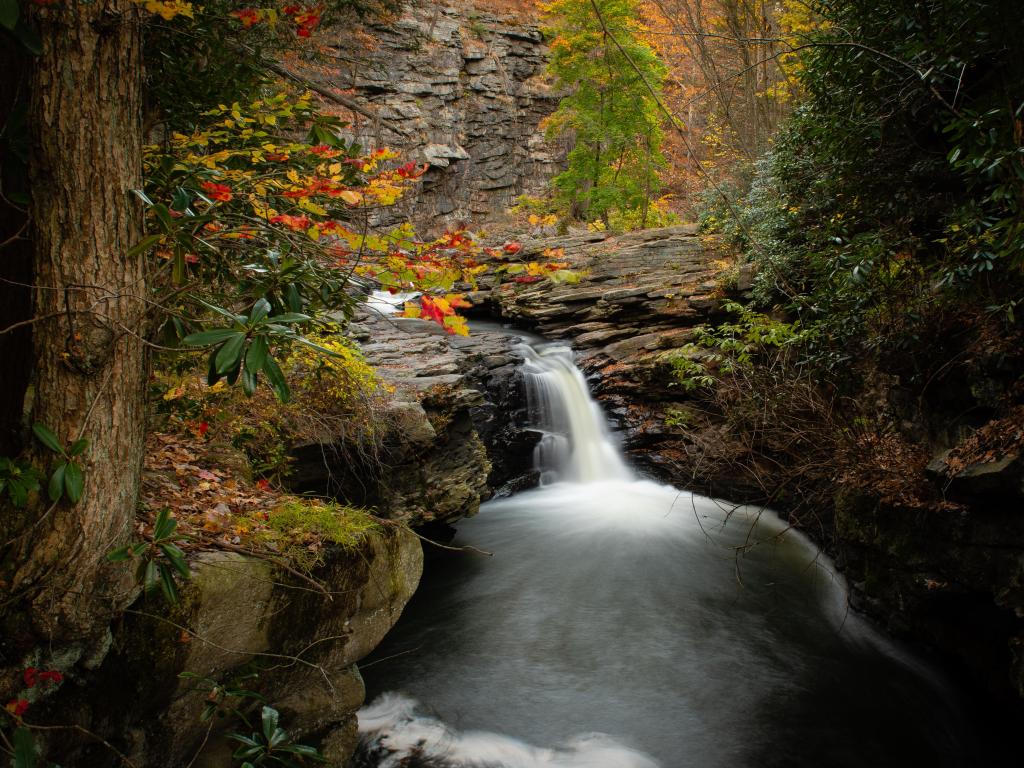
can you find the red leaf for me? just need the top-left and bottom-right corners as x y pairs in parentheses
(200, 181), (233, 203)
(5, 699), (29, 718)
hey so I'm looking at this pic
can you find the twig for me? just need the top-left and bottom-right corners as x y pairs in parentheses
(196, 535), (333, 599)
(358, 644), (423, 670)
(124, 608), (329, 672)
(3, 719), (138, 768)
(371, 515), (493, 556)
(184, 719), (214, 768)
(263, 60), (412, 139)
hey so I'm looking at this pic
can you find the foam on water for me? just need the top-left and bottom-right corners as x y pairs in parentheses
(359, 693), (661, 768)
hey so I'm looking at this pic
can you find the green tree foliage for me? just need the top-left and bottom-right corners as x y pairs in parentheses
(706, 0), (1024, 379)
(543, 0), (668, 227)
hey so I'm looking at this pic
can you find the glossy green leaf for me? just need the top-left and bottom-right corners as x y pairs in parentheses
(207, 349), (222, 386)
(215, 333), (246, 374)
(267, 727), (288, 749)
(48, 463), (66, 502)
(0, 0), (18, 31)
(63, 462), (84, 504)
(12, 18), (41, 55)
(171, 186), (192, 211)
(197, 298), (247, 324)
(33, 423), (64, 454)
(151, 203), (175, 233)
(161, 543), (191, 578)
(286, 283), (302, 312)
(107, 546), (133, 563)
(69, 438), (89, 457)
(250, 298), (271, 323)
(143, 559), (159, 591)
(172, 247), (186, 285)
(262, 355), (290, 402)
(245, 335), (269, 372)
(158, 563), (179, 604)
(266, 312), (310, 324)
(182, 328), (242, 346)
(154, 507), (176, 540)
(127, 234), (163, 259)
(241, 366), (258, 396)
(13, 727), (37, 768)
(261, 706), (280, 743)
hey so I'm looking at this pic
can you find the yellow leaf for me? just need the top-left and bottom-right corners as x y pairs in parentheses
(298, 199), (327, 216)
(162, 385), (186, 401)
(307, 226), (321, 241)
(340, 190), (362, 206)
(443, 315), (470, 336)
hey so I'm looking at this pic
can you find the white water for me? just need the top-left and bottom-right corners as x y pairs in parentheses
(519, 344), (632, 484)
(357, 340), (982, 768)
(366, 289), (421, 315)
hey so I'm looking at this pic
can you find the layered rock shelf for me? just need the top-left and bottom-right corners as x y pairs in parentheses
(468, 224), (740, 485)
(290, 307), (540, 526)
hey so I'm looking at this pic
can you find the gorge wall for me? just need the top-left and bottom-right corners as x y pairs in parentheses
(324, 1), (563, 231)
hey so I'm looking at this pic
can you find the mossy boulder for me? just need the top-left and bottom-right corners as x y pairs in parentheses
(96, 526), (422, 767)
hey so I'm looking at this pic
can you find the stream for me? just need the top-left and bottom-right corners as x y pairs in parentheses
(355, 341), (995, 767)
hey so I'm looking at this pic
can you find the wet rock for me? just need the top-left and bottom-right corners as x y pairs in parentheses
(473, 225), (731, 479)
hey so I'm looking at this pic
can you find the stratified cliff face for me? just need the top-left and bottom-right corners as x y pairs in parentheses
(328, 2), (563, 231)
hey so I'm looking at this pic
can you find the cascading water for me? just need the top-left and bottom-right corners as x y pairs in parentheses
(519, 344), (631, 484)
(355, 338), (998, 768)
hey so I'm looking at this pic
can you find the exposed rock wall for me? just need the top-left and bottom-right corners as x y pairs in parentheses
(465, 224), (738, 486)
(290, 309), (540, 525)
(328, 2), (564, 231)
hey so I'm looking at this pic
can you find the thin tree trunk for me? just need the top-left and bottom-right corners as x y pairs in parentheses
(1, 0), (146, 654)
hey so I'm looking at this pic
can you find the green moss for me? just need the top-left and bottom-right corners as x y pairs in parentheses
(255, 499), (380, 571)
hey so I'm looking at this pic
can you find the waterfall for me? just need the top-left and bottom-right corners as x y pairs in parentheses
(355, 337), (977, 768)
(518, 344), (632, 484)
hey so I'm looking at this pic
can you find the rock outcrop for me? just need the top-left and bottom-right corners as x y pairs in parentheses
(323, 2), (562, 231)
(467, 224), (739, 487)
(56, 527), (422, 767)
(289, 308), (540, 524)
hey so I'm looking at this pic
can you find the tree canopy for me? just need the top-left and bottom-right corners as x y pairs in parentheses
(543, 0), (668, 226)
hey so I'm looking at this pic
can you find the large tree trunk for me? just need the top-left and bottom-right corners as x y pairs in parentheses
(1, 0), (146, 657)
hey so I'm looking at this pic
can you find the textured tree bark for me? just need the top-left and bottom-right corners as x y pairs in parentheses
(1, 0), (146, 654)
